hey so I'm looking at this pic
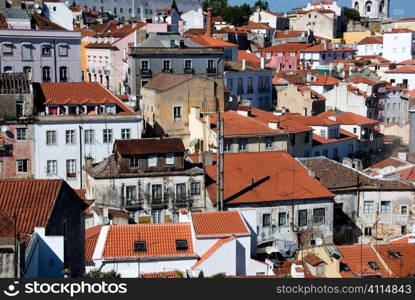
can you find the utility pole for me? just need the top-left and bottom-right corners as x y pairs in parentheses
(216, 111), (224, 211)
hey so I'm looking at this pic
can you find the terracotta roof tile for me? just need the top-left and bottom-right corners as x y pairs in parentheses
(300, 43), (355, 53)
(389, 235), (415, 245)
(304, 254), (326, 266)
(143, 73), (194, 92)
(102, 223), (197, 260)
(308, 74), (341, 86)
(398, 59), (415, 65)
(385, 28), (415, 34)
(0, 179), (63, 237)
(239, 21), (273, 30)
(338, 245), (389, 278)
(385, 65), (415, 74)
(260, 43), (313, 53)
(238, 50), (261, 63)
(275, 30), (308, 39)
(374, 244), (415, 277)
(85, 225), (103, 265)
(38, 82), (135, 114)
(192, 211), (250, 238)
(357, 36), (383, 45)
(318, 111), (377, 125)
(203, 151), (334, 205)
(192, 236), (235, 269)
(350, 77), (379, 86)
(191, 35), (238, 47)
(115, 138), (185, 155)
(312, 129), (357, 145)
(141, 271), (182, 278)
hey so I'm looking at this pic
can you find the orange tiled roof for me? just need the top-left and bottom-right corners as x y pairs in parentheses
(385, 65), (415, 74)
(102, 223), (198, 260)
(190, 35), (238, 47)
(370, 157), (409, 170)
(39, 82), (135, 114)
(395, 166), (415, 181)
(260, 43), (313, 53)
(338, 244), (390, 278)
(275, 30), (308, 39)
(0, 179), (69, 237)
(203, 151), (334, 205)
(238, 50), (261, 63)
(85, 225), (103, 265)
(141, 271), (182, 278)
(389, 235), (415, 245)
(239, 21), (273, 30)
(312, 129), (357, 145)
(297, 85), (326, 101)
(349, 77), (379, 86)
(385, 28), (415, 34)
(300, 43), (355, 53)
(374, 244), (415, 277)
(357, 36), (383, 45)
(318, 111), (378, 126)
(304, 254), (326, 266)
(398, 59), (415, 65)
(191, 211), (250, 238)
(192, 236), (235, 269)
(308, 74), (341, 86)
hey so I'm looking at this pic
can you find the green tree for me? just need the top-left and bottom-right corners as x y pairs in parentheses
(344, 7), (361, 22)
(222, 4), (252, 26)
(253, 0), (269, 11)
(202, 0), (228, 17)
(83, 269), (121, 278)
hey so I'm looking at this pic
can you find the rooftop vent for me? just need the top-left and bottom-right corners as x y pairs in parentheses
(134, 241), (147, 252)
(387, 250), (402, 259)
(368, 261), (380, 270)
(176, 240), (188, 251)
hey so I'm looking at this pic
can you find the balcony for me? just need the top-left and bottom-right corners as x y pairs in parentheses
(184, 68), (194, 74)
(124, 197), (144, 210)
(206, 68), (217, 75)
(140, 69), (153, 78)
(173, 194), (191, 207)
(247, 87), (254, 94)
(162, 68), (173, 73)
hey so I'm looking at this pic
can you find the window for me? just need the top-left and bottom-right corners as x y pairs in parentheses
(401, 206), (408, 215)
(134, 241), (146, 252)
(363, 201), (374, 214)
(320, 129), (326, 137)
(401, 226), (407, 235)
(265, 137), (273, 150)
(304, 132), (310, 143)
(65, 130), (76, 144)
(262, 213), (271, 227)
(41, 44), (51, 56)
(227, 78), (233, 90)
(364, 227), (372, 236)
(15, 100), (24, 117)
(3, 66), (12, 73)
(103, 129), (112, 143)
(126, 185), (137, 200)
(191, 182), (201, 195)
(59, 66), (68, 82)
(165, 153), (175, 165)
(16, 128), (27, 140)
(16, 160), (28, 173)
(313, 208), (325, 224)
(42, 66), (51, 82)
(238, 139), (248, 152)
(84, 130), (94, 144)
(66, 159), (76, 179)
(224, 139), (232, 152)
(22, 43), (32, 60)
(46, 131), (57, 145)
(176, 240), (188, 251)
(141, 60), (149, 71)
(121, 129), (131, 139)
(380, 201), (391, 214)
(207, 59), (215, 70)
(278, 212), (287, 226)
(2, 42), (12, 55)
(176, 183), (186, 199)
(46, 160), (57, 175)
(151, 185), (162, 201)
(130, 156), (139, 168)
(148, 154), (157, 167)
(162, 60), (171, 71)
(184, 59), (192, 70)
(290, 135), (296, 146)
(298, 209), (307, 227)
(173, 106), (182, 122)
(58, 44), (68, 56)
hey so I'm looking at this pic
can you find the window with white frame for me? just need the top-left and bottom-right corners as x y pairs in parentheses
(65, 130), (76, 144)
(173, 106), (182, 122)
(121, 129), (131, 139)
(176, 183), (186, 199)
(58, 44), (68, 56)
(141, 60), (149, 71)
(46, 160), (57, 175)
(184, 59), (192, 70)
(22, 43), (32, 60)
(278, 212), (287, 226)
(84, 130), (94, 144)
(42, 66), (51, 82)
(191, 182), (201, 195)
(207, 59), (215, 70)
(16, 128), (27, 141)
(165, 153), (175, 165)
(46, 130), (57, 145)
(148, 154), (157, 167)
(262, 213), (271, 227)
(162, 60), (171, 71)
(103, 129), (112, 143)
(313, 208), (325, 224)
(380, 201), (391, 214)
(2, 42), (13, 56)
(224, 139), (232, 152)
(298, 209), (308, 227)
(130, 156), (139, 168)
(151, 184), (162, 200)
(41, 43), (51, 56)
(151, 209), (162, 223)
(238, 138), (248, 152)
(126, 185), (137, 200)
(16, 159), (28, 173)
(59, 66), (68, 82)
(66, 159), (76, 179)
(265, 137), (273, 150)
(401, 205), (408, 215)
(363, 201), (374, 214)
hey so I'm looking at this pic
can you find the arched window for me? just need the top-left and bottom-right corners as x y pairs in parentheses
(42, 66), (51, 82)
(59, 66), (68, 82)
(354, 1), (360, 11)
(379, 0), (385, 13)
(365, 1), (372, 13)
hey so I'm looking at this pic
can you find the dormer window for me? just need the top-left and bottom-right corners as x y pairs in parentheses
(165, 153), (175, 165)
(130, 156), (139, 168)
(368, 261), (379, 270)
(134, 241), (147, 252)
(175, 240), (188, 251)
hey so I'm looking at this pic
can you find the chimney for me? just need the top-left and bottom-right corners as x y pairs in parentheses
(268, 121), (280, 130)
(206, 8), (213, 37)
(397, 152), (407, 161)
(84, 156), (94, 170)
(261, 57), (265, 69)
(242, 59), (246, 70)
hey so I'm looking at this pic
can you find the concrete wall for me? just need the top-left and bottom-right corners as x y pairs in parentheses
(357, 43), (383, 56)
(385, 72), (415, 91)
(181, 8), (205, 31)
(383, 32), (415, 63)
(277, 84), (325, 116)
(324, 84), (368, 117)
(384, 91), (409, 126)
(291, 12), (336, 39)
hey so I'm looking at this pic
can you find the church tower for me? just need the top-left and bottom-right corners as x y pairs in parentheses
(352, 0), (390, 19)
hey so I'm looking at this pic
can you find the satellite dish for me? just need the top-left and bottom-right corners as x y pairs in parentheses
(315, 238), (323, 246)
(37, 8), (42, 14)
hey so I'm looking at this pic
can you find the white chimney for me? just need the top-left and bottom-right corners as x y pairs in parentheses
(242, 59), (246, 70)
(328, 116), (337, 121)
(261, 57), (265, 69)
(237, 110), (249, 117)
(268, 121), (280, 129)
(291, 264), (305, 278)
(398, 152), (407, 161)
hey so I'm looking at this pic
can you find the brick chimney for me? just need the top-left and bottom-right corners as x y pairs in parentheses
(206, 8), (213, 37)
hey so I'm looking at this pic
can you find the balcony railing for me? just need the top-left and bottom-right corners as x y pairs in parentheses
(140, 69), (153, 77)
(162, 68), (173, 73)
(247, 87), (254, 94)
(124, 198), (144, 210)
(206, 68), (217, 75)
(184, 68), (194, 74)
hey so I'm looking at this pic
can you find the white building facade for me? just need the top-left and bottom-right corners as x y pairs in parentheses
(383, 30), (415, 63)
